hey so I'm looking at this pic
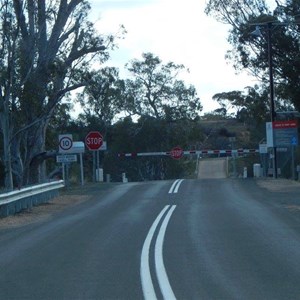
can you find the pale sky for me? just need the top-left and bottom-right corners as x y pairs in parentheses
(88, 0), (274, 114)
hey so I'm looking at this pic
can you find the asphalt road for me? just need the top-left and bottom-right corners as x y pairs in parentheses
(197, 157), (227, 179)
(1, 165), (300, 299)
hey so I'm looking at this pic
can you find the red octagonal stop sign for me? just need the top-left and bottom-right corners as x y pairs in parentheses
(170, 146), (184, 159)
(85, 131), (103, 151)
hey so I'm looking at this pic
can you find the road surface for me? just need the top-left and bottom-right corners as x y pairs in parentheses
(1, 161), (300, 299)
(198, 157), (227, 179)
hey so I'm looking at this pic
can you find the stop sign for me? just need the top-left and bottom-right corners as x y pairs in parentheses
(85, 131), (103, 151)
(170, 146), (184, 159)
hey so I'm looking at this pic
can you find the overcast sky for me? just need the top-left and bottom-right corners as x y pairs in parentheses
(88, 0), (275, 114)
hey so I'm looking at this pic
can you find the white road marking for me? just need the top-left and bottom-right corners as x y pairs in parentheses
(141, 206), (170, 300)
(173, 179), (184, 193)
(168, 179), (179, 194)
(141, 205), (177, 300)
(168, 179), (184, 194)
(155, 205), (177, 300)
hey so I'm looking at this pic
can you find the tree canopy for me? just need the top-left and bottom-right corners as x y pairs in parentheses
(205, 0), (300, 112)
(0, 0), (119, 189)
(77, 52), (203, 123)
(122, 52), (202, 121)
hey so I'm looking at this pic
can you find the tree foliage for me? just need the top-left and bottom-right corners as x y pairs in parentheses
(205, 0), (300, 113)
(123, 52), (202, 120)
(77, 67), (124, 129)
(103, 116), (204, 181)
(212, 86), (269, 124)
(0, 0), (119, 189)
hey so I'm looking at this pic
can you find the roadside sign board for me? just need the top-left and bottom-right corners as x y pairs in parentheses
(266, 120), (298, 147)
(99, 141), (107, 151)
(56, 154), (77, 163)
(70, 141), (85, 153)
(273, 120), (298, 146)
(85, 131), (103, 151)
(259, 143), (268, 154)
(59, 134), (73, 153)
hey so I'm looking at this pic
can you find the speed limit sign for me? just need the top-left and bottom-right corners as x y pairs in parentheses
(59, 134), (73, 153)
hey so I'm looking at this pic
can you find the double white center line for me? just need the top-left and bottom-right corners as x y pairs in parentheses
(168, 179), (184, 194)
(141, 179), (184, 300)
(141, 205), (177, 300)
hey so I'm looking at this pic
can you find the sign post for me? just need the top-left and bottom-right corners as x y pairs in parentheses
(272, 120), (298, 146)
(56, 154), (77, 163)
(85, 131), (104, 181)
(59, 134), (73, 153)
(266, 120), (298, 177)
(57, 136), (85, 186)
(85, 131), (103, 151)
(170, 146), (184, 160)
(58, 134), (73, 185)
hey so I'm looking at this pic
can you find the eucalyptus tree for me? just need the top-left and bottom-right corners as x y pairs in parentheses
(123, 52), (202, 120)
(205, 0), (300, 112)
(0, 0), (120, 188)
(212, 86), (270, 125)
(76, 66), (124, 133)
(0, 0), (20, 189)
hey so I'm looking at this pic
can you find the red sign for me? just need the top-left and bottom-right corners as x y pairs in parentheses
(170, 147), (184, 159)
(85, 131), (103, 151)
(273, 120), (298, 129)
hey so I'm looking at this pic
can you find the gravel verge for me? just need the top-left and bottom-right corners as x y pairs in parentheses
(256, 178), (300, 213)
(256, 178), (300, 192)
(0, 183), (113, 229)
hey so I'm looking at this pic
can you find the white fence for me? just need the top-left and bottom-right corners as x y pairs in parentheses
(0, 180), (65, 217)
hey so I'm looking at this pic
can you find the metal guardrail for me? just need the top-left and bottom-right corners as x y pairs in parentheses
(0, 180), (65, 217)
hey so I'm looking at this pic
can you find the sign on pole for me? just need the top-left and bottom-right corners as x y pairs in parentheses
(170, 146), (184, 160)
(85, 131), (103, 151)
(99, 141), (107, 151)
(266, 120), (299, 147)
(259, 143), (268, 154)
(56, 154), (77, 163)
(273, 120), (298, 146)
(59, 134), (73, 153)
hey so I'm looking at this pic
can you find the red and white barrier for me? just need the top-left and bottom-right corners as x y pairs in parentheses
(118, 149), (259, 158)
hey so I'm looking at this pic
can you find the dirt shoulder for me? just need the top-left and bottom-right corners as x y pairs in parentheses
(256, 178), (300, 192)
(255, 178), (300, 213)
(0, 183), (117, 229)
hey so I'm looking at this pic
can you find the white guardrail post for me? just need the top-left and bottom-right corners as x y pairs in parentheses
(0, 180), (65, 217)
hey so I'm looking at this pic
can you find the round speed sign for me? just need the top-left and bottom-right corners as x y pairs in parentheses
(59, 134), (73, 152)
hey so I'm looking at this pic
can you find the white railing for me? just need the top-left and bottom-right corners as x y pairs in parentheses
(0, 180), (65, 217)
